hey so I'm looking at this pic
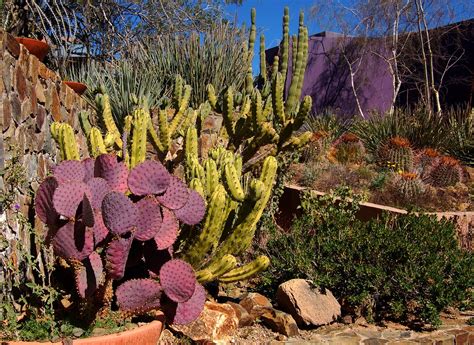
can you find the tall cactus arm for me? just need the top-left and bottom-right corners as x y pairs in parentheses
(89, 127), (107, 158)
(279, 7), (290, 81)
(185, 127), (199, 159)
(214, 156), (277, 259)
(293, 95), (312, 129)
(272, 72), (285, 124)
(169, 85), (191, 136)
(219, 256), (270, 283)
(207, 84), (218, 110)
(79, 111), (92, 138)
(130, 108), (149, 169)
(223, 163), (245, 202)
(204, 159), (219, 197)
(222, 86), (235, 138)
(97, 94), (122, 148)
(181, 185), (227, 267)
(197, 254), (237, 284)
(251, 89), (265, 133)
(259, 34), (267, 83)
(147, 120), (166, 154)
(51, 122), (80, 160)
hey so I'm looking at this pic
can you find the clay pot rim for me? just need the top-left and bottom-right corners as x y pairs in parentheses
(14, 37), (49, 61)
(63, 80), (88, 95)
(2, 318), (164, 345)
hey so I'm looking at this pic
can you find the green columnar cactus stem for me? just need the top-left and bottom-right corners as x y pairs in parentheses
(218, 255), (270, 283)
(224, 163), (245, 202)
(185, 127), (199, 159)
(197, 254), (237, 283)
(79, 111), (92, 138)
(169, 84), (191, 136)
(190, 178), (205, 197)
(104, 132), (116, 148)
(146, 120), (164, 154)
(234, 155), (242, 177)
(204, 158), (219, 197)
(89, 127), (107, 158)
(214, 156), (277, 259)
(51, 122), (80, 160)
(279, 7), (290, 80)
(271, 56), (279, 81)
(281, 131), (312, 151)
(245, 70), (254, 96)
(248, 8), (257, 66)
(252, 89), (264, 133)
(249, 179), (265, 200)
(241, 95), (251, 117)
(263, 95), (273, 120)
(130, 108), (149, 169)
(158, 109), (171, 151)
(222, 86), (235, 138)
(285, 20), (306, 115)
(272, 72), (285, 124)
(207, 84), (218, 110)
(173, 75), (184, 109)
(295, 27), (309, 104)
(293, 95), (312, 129)
(259, 34), (267, 83)
(292, 34), (298, 74)
(97, 94), (122, 148)
(122, 115), (132, 166)
(182, 184), (227, 267)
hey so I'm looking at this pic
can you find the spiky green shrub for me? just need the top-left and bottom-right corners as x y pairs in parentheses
(261, 189), (473, 327)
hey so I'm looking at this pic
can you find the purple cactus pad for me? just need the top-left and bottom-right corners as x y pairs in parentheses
(128, 160), (170, 196)
(174, 190), (206, 225)
(92, 210), (109, 245)
(101, 192), (138, 235)
(160, 259), (196, 303)
(135, 197), (162, 241)
(156, 175), (190, 210)
(86, 178), (111, 209)
(106, 235), (133, 280)
(53, 181), (91, 219)
(35, 176), (59, 226)
(53, 221), (94, 261)
(155, 208), (178, 250)
(75, 252), (104, 298)
(53, 160), (86, 184)
(116, 279), (162, 313)
(166, 284), (206, 325)
(82, 158), (95, 182)
(94, 154), (129, 193)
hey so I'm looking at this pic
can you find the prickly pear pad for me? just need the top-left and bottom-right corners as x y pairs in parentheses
(174, 190), (206, 225)
(53, 181), (91, 219)
(116, 279), (163, 313)
(160, 259), (196, 303)
(106, 235), (134, 280)
(135, 197), (163, 241)
(94, 154), (129, 193)
(35, 176), (59, 225)
(128, 160), (170, 196)
(92, 210), (108, 245)
(86, 177), (110, 209)
(82, 157), (95, 182)
(164, 283), (206, 325)
(156, 175), (189, 210)
(76, 252), (104, 298)
(53, 160), (86, 183)
(155, 207), (179, 250)
(53, 221), (94, 261)
(101, 192), (137, 235)
(80, 194), (95, 228)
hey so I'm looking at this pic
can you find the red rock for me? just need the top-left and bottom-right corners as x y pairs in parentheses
(240, 292), (273, 320)
(261, 308), (299, 336)
(50, 86), (61, 121)
(226, 301), (253, 327)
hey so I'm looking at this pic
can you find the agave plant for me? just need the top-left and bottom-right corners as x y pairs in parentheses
(35, 154), (206, 325)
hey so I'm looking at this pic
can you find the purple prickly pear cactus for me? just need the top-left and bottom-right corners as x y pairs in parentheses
(34, 153), (207, 325)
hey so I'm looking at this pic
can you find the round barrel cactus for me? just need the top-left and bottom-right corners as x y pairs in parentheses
(331, 132), (366, 164)
(376, 136), (414, 172)
(425, 156), (464, 187)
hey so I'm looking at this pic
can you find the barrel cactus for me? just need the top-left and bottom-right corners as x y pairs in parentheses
(425, 156), (464, 187)
(331, 132), (366, 164)
(376, 136), (414, 172)
(35, 154), (206, 325)
(390, 172), (425, 201)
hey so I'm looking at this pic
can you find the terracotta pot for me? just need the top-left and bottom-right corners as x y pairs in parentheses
(2, 319), (164, 345)
(15, 37), (49, 61)
(64, 81), (88, 95)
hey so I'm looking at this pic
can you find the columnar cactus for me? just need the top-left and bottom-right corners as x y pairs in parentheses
(34, 154), (206, 324)
(376, 136), (414, 172)
(425, 156), (464, 187)
(180, 128), (276, 284)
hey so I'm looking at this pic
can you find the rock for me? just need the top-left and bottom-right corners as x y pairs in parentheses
(260, 308), (299, 337)
(276, 279), (341, 327)
(239, 292), (273, 320)
(171, 301), (238, 343)
(226, 301), (253, 327)
(342, 315), (353, 324)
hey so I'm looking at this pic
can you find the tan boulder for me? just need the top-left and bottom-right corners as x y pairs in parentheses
(239, 292), (273, 320)
(261, 308), (300, 336)
(276, 279), (341, 327)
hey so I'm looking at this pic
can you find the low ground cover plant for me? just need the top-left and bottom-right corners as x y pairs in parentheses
(261, 188), (473, 327)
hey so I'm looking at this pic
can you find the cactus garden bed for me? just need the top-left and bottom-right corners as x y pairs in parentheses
(290, 134), (473, 212)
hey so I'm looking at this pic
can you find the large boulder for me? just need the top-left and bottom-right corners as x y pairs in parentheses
(171, 301), (238, 343)
(276, 279), (341, 327)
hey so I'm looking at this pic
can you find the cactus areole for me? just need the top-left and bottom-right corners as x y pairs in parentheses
(34, 154), (206, 324)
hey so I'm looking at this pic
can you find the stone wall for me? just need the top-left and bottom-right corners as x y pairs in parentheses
(0, 30), (92, 301)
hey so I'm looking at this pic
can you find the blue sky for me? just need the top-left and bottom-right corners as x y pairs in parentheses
(224, 0), (320, 73)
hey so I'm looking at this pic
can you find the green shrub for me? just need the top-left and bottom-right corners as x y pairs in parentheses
(262, 188), (473, 327)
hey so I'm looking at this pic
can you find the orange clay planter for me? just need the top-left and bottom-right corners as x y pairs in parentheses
(15, 38), (49, 61)
(2, 318), (164, 345)
(63, 81), (88, 95)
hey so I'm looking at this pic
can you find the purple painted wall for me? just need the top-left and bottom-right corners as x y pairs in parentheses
(267, 32), (394, 117)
